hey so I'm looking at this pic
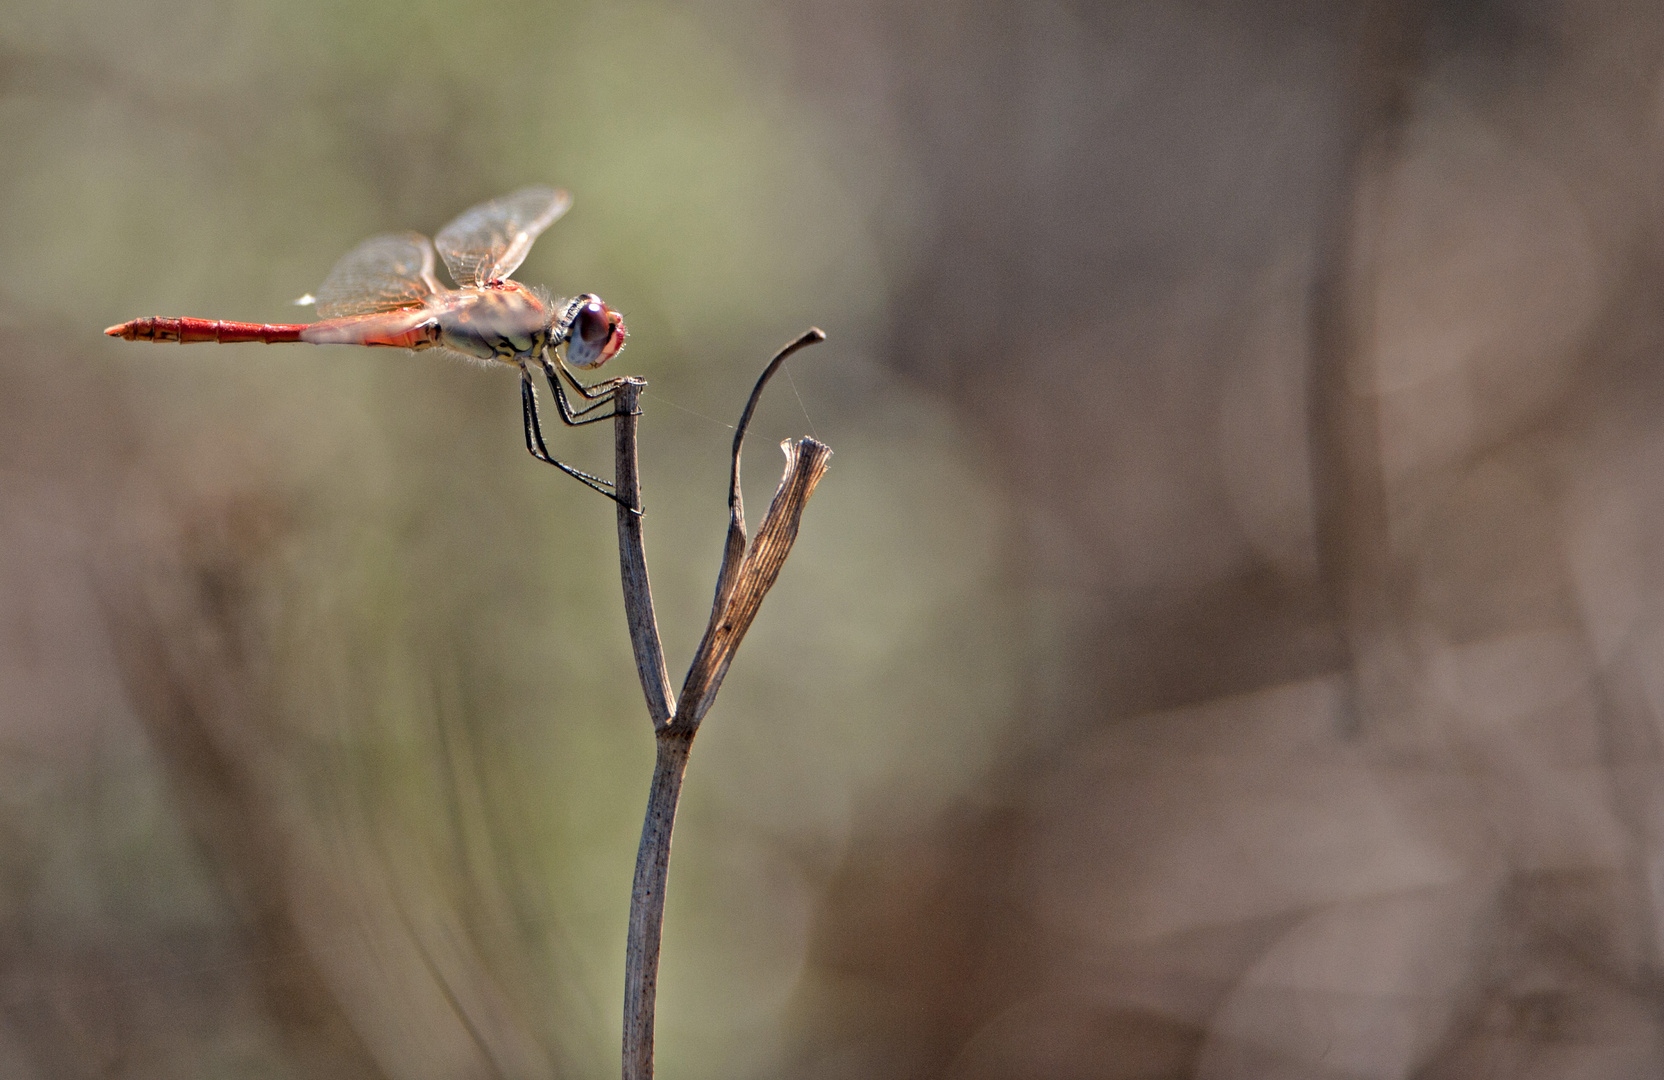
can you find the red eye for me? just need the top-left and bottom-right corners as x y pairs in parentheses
(575, 301), (609, 345)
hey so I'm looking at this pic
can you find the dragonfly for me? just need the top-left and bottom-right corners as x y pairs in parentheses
(106, 186), (631, 500)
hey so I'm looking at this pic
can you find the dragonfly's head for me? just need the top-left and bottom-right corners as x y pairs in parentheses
(561, 294), (627, 369)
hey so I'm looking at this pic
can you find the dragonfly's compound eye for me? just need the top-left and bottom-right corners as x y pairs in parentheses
(565, 296), (626, 369)
(574, 300), (610, 346)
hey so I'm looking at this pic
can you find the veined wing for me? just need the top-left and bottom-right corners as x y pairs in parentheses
(314, 232), (442, 319)
(435, 186), (571, 288)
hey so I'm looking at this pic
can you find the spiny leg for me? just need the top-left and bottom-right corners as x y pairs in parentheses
(522, 373), (612, 488)
(559, 359), (632, 402)
(541, 361), (625, 427)
(520, 371), (634, 508)
(550, 373), (619, 423)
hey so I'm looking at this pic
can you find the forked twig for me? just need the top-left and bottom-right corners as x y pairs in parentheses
(610, 329), (831, 1080)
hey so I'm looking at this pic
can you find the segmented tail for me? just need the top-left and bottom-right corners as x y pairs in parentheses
(104, 317), (307, 343)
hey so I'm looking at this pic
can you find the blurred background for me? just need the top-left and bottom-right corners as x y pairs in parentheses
(5, 0), (1664, 1076)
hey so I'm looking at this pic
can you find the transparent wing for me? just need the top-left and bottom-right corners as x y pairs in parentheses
(434, 186), (571, 288)
(314, 232), (441, 319)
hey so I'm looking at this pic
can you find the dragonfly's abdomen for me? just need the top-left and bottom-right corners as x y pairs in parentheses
(435, 285), (549, 363)
(104, 317), (307, 343)
(300, 310), (441, 349)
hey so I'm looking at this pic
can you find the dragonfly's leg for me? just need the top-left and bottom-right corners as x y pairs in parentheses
(541, 362), (625, 427)
(522, 371), (561, 461)
(520, 372), (636, 509)
(523, 372), (607, 480)
(535, 356), (615, 419)
(554, 377), (620, 422)
(559, 359), (632, 401)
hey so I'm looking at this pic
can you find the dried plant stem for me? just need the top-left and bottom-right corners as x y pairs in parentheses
(613, 378), (674, 727)
(610, 331), (830, 1080)
(622, 730), (690, 1080)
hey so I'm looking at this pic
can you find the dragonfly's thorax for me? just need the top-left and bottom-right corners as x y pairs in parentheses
(434, 283), (552, 363)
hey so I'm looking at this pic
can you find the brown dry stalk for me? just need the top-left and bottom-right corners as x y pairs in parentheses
(610, 331), (830, 1080)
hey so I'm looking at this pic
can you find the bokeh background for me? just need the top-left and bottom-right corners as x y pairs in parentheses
(6, 0), (1664, 1077)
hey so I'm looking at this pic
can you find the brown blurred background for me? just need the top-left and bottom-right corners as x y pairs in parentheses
(6, 0), (1664, 1077)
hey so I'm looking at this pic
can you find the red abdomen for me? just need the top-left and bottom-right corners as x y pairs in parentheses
(104, 317), (307, 344)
